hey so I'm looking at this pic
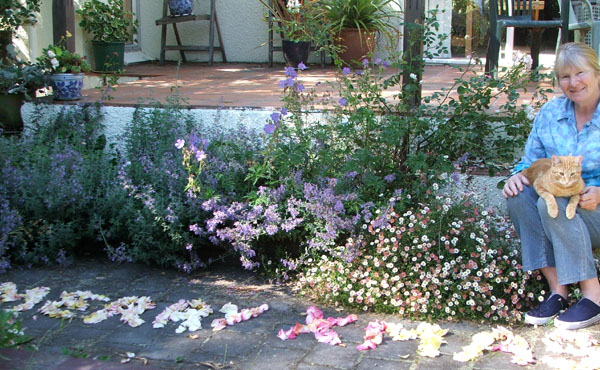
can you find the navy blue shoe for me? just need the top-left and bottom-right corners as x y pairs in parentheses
(555, 298), (600, 330)
(524, 293), (569, 325)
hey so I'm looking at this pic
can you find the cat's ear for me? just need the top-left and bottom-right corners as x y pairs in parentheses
(552, 155), (560, 165)
(575, 155), (583, 165)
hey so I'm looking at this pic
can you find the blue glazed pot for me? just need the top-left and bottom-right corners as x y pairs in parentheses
(169, 0), (194, 16)
(50, 73), (84, 101)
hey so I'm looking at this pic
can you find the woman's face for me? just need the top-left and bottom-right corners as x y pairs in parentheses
(558, 63), (600, 107)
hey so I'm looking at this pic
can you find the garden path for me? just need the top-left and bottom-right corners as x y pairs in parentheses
(0, 259), (598, 369)
(73, 61), (558, 110)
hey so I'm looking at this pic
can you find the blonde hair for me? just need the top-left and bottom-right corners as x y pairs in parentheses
(555, 42), (600, 78)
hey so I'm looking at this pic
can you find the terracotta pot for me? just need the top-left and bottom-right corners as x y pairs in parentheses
(335, 28), (376, 66)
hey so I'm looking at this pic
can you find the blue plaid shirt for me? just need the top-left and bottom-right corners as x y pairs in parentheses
(513, 95), (600, 186)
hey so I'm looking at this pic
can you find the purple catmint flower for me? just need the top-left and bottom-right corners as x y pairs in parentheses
(189, 133), (200, 146)
(186, 243), (193, 251)
(265, 224), (278, 235)
(383, 60), (391, 67)
(374, 58), (382, 65)
(189, 223), (202, 235)
(338, 97), (347, 106)
(281, 107), (288, 116)
(362, 58), (369, 66)
(284, 66), (297, 78)
(264, 124), (276, 134)
(451, 172), (461, 184)
(295, 84), (305, 92)
(278, 78), (295, 89)
(298, 62), (307, 70)
(384, 174), (396, 183)
(270, 112), (281, 125)
(342, 67), (351, 75)
(345, 171), (358, 179)
(175, 139), (185, 149)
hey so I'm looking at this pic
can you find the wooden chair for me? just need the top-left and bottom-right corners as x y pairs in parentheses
(155, 0), (226, 65)
(485, 0), (570, 77)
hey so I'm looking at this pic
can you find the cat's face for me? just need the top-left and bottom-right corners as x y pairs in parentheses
(550, 155), (583, 186)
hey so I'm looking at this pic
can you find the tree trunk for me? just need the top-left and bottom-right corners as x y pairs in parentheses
(402, 0), (424, 108)
(53, 0), (76, 52)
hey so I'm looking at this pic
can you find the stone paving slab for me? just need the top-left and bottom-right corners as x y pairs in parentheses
(1, 259), (599, 369)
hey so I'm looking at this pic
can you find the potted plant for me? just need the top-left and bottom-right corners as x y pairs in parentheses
(322, 0), (399, 66)
(259, 0), (327, 68)
(76, 0), (138, 72)
(38, 34), (91, 101)
(0, 0), (41, 64)
(0, 61), (48, 133)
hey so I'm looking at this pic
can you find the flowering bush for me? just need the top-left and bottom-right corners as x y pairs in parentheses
(0, 105), (110, 269)
(96, 97), (263, 272)
(294, 188), (547, 324)
(37, 33), (91, 74)
(191, 178), (360, 272)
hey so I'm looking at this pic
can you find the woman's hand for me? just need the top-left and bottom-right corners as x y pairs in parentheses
(579, 186), (600, 210)
(502, 173), (530, 198)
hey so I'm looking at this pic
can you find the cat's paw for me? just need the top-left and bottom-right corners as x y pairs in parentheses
(547, 205), (559, 218)
(566, 205), (577, 219)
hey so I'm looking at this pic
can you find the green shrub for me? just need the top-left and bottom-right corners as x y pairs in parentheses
(0, 310), (32, 348)
(0, 104), (113, 267)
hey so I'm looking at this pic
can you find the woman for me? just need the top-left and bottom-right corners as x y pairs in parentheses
(503, 42), (600, 330)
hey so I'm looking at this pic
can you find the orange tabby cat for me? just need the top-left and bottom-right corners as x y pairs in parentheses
(522, 155), (585, 219)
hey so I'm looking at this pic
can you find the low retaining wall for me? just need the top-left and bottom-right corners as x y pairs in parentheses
(21, 102), (510, 215)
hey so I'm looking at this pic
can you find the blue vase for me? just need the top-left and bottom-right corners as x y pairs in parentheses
(50, 73), (84, 101)
(169, 0), (194, 16)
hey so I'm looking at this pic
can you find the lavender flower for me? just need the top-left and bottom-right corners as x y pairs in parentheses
(384, 174), (396, 183)
(298, 62), (307, 70)
(264, 124), (276, 135)
(270, 112), (281, 125)
(342, 67), (351, 75)
(338, 97), (347, 106)
(175, 139), (185, 149)
(278, 78), (295, 89)
(284, 66), (297, 78)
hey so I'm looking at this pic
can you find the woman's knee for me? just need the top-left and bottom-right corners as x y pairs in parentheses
(506, 186), (537, 214)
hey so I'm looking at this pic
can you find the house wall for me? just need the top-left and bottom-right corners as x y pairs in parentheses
(19, 0), (452, 65)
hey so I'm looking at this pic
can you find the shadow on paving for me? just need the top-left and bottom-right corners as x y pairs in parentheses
(1, 258), (598, 369)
